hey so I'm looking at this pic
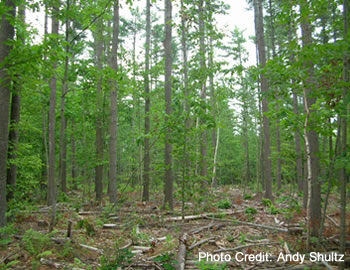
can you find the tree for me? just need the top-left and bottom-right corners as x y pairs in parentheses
(299, 0), (321, 238)
(94, 14), (104, 203)
(339, 0), (349, 268)
(199, 0), (208, 184)
(143, 0), (151, 202)
(6, 5), (24, 201)
(0, 0), (16, 227)
(164, 0), (173, 210)
(108, 0), (119, 204)
(254, 0), (273, 199)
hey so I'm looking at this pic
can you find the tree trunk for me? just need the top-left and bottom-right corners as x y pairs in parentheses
(299, 0), (321, 237)
(164, 0), (174, 210)
(293, 91), (303, 192)
(209, 35), (217, 187)
(6, 5), (24, 201)
(95, 17), (104, 203)
(143, 0), (151, 202)
(0, 0), (16, 227)
(199, 0), (208, 185)
(59, 3), (70, 193)
(108, 0), (119, 204)
(71, 120), (77, 189)
(254, 0), (273, 199)
(339, 0), (349, 269)
(47, 8), (59, 233)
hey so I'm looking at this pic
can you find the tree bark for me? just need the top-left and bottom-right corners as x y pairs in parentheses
(95, 16), (104, 203)
(254, 0), (273, 199)
(143, 0), (151, 202)
(164, 0), (174, 210)
(0, 0), (16, 227)
(6, 5), (24, 201)
(339, 0), (349, 269)
(199, 0), (208, 185)
(59, 2), (70, 193)
(71, 120), (77, 189)
(299, 0), (321, 237)
(108, 0), (119, 204)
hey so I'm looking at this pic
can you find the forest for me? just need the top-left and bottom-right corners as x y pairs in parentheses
(0, 0), (349, 269)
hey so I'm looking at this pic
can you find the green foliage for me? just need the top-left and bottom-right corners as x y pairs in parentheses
(216, 199), (231, 209)
(245, 207), (257, 215)
(243, 194), (252, 200)
(77, 219), (95, 236)
(153, 253), (177, 270)
(262, 199), (272, 207)
(21, 229), (51, 256)
(0, 224), (16, 247)
(269, 205), (281, 215)
(99, 248), (134, 270)
(0, 260), (20, 270)
(197, 261), (227, 270)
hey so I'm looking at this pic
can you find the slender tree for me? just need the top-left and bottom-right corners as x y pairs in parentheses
(339, 0), (349, 268)
(254, 0), (273, 199)
(95, 16), (104, 203)
(299, 0), (321, 237)
(164, 0), (174, 210)
(143, 0), (151, 201)
(108, 0), (119, 204)
(199, 0), (208, 185)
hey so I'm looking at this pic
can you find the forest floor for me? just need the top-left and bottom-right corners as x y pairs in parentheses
(1, 185), (349, 270)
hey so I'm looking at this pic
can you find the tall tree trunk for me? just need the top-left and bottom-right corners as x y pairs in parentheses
(48, 8), (59, 233)
(199, 0), (208, 185)
(59, 2), (70, 193)
(95, 17), (104, 203)
(293, 91), (303, 192)
(108, 0), (119, 204)
(255, 0), (273, 199)
(181, 0), (190, 217)
(71, 120), (77, 189)
(268, 0), (281, 190)
(209, 35), (217, 187)
(6, 5), (24, 201)
(299, 0), (321, 237)
(143, 0), (151, 202)
(339, 0), (349, 269)
(0, 0), (16, 227)
(164, 0), (174, 210)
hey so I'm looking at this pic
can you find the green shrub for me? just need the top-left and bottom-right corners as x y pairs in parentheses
(243, 194), (252, 200)
(216, 199), (231, 209)
(245, 207), (257, 215)
(22, 229), (51, 255)
(262, 198), (272, 207)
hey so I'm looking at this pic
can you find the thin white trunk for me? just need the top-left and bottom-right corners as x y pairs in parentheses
(211, 128), (220, 187)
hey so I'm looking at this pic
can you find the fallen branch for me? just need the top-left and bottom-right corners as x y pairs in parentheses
(326, 215), (339, 227)
(79, 243), (103, 253)
(175, 233), (188, 270)
(40, 258), (64, 268)
(188, 237), (215, 250)
(164, 210), (242, 222)
(214, 241), (280, 253)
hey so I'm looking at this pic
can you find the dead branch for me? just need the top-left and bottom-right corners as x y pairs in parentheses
(326, 215), (339, 227)
(164, 210), (243, 222)
(40, 258), (64, 268)
(188, 237), (215, 250)
(214, 241), (280, 253)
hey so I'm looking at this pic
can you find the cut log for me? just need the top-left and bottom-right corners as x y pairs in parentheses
(175, 233), (188, 270)
(103, 223), (118, 229)
(79, 244), (103, 253)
